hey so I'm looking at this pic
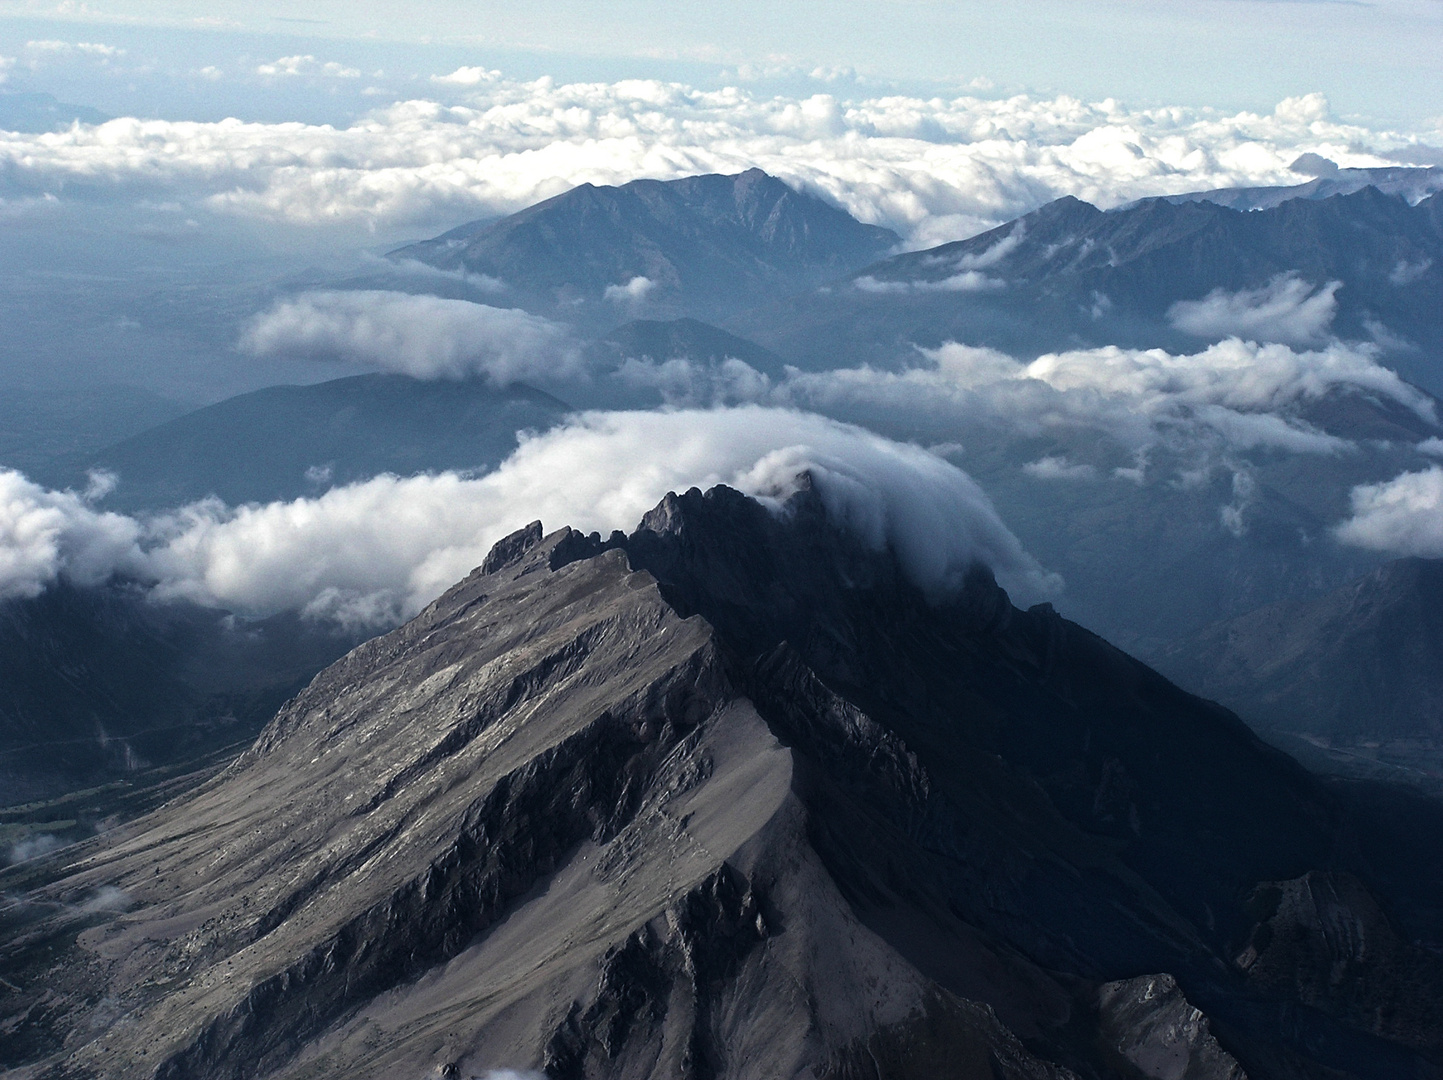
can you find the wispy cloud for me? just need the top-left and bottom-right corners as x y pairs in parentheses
(1168, 274), (1341, 345)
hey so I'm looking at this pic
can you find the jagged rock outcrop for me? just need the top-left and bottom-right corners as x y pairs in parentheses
(1236, 871), (1443, 1057)
(4, 483), (1443, 1079)
(1096, 974), (1246, 1080)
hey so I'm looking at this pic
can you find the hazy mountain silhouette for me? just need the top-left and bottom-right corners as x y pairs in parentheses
(1157, 162), (1442, 211)
(1157, 557), (1443, 789)
(39, 373), (571, 512)
(0, 583), (359, 807)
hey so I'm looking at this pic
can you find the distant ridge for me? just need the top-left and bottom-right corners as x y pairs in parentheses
(1156, 556), (1443, 787)
(389, 168), (899, 320)
(592, 317), (790, 380)
(741, 185), (1443, 390)
(40, 373), (570, 511)
(1152, 163), (1443, 212)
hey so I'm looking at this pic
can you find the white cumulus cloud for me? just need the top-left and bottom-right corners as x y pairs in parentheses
(1167, 273), (1342, 345)
(854, 270), (1003, 293)
(0, 470), (142, 601)
(239, 290), (584, 383)
(609, 337), (1434, 468)
(1023, 456), (1097, 481)
(1334, 466), (1443, 557)
(603, 276), (657, 303)
(771, 337), (1433, 461)
(432, 66), (502, 87)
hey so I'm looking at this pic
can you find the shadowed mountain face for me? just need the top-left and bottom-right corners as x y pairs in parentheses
(738, 186), (1443, 391)
(0, 584), (361, 808)
(1155, 557), (1443, 788)
(6, 485), (1443, 1079)
(36, 373), (570, 512)
(389, 168), (900, 323)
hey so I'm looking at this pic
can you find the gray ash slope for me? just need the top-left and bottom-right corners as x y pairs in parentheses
(388, 168), (899, 323)
(6, 485), (1443, 1079)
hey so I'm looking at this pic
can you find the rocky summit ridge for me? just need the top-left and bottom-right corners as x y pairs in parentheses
(3, 482), (1443, 1080)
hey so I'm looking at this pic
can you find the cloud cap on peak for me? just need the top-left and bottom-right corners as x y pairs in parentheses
(0, 408), (1053, 629)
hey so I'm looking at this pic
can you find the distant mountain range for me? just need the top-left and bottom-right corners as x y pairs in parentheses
(6, 483), (1443, 1079)
(39, 373), (571, 512)
(737, 185), (1443, 392)
(0, 90), (109, 134)
(1157, 161), (1443, 211)
(593, 316), (789, 378)
(389, 168), (900, 323)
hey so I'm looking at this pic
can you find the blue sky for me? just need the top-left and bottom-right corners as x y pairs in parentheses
(0, 0), (1439, 126)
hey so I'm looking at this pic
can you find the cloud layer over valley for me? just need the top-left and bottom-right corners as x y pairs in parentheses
(626, 337), (1438, 465)
(0, 71), (1434, 246)
(240, 291), (583, 383)
(0, 409), (1054, 628)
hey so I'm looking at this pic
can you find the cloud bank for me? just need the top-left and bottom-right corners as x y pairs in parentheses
(635, 337), (1434, 464)
(0, 409), (1053, 627)
(1335, 466), (1443, 557)
(239, 291), (583, 383)
(0, 78), (1426, 245)
(1167, 274), (1342, 345)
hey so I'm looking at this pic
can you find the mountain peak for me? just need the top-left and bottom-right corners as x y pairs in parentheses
(388, 169), (899, 320)
(9, 481), (1443, 1078)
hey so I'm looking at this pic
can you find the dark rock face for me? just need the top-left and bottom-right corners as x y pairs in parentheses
(1236, 872), (1443, 1058)
(389, 169), (899, 322)
(4, 483), (1443, 1079)
(1155, 557), (1443, 786)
